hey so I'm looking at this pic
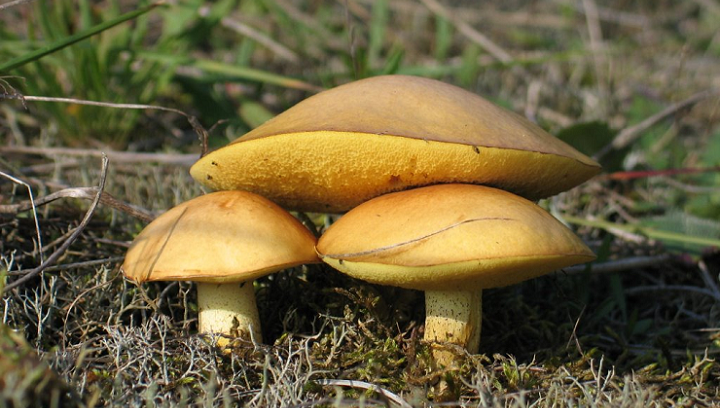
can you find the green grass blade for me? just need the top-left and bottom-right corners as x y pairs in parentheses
(368, 0), (388, 68)
(563, 215), (720, 248)
(434, 15), (452, 61)
(239, 101), (275, 129)
(138, 52), (322, 92)
(0, 2), (164, 73)
(194, 59), (323, 92)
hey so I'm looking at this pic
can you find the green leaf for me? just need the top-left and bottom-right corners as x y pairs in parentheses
(139, 52), (321, 92)
(239, 101), (275, 129)
(556, 121), (627, 172)
(700, 129), (720, 166)
(379, 47), (404, 75)
(610, 274), (627, 322)
(458, 44), (480, 88)
(194, 59), (322, 92)
(0, 2), (164, 73)
(631, 318), (654, 336)
(368, 0), (389, 68)
(564, 214), (720, 257)
(434, 15), (452, 61)
(640, 210), (720, 255)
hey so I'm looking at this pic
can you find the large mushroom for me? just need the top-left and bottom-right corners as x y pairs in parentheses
(316, 184), (596, 367)
(190, 75), (600, 213)
(122, 191), (319, 344)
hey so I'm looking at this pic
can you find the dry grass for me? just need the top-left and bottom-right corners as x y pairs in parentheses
(2, 0), (720, 406)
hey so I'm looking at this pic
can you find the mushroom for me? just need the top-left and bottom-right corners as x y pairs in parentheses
(316, 184), (596, 367)
(122, 191), (319, 344)
(190, 75), (601, 213)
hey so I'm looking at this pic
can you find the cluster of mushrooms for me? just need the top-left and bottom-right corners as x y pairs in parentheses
(122, 75), (601, 367)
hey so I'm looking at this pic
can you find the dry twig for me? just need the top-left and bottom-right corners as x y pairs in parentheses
(216, 15), (299, 63)
(0, 0), (37, 11)
(0, 92), (209, 157)
(3, 155), (109, 293)
(419, 0), (513, 64)
(313, 379), (412, 408)
(595, 89), (720, 160)
(0, 185), (155, 222)
(561, 254), (673, 276)
(0, 170), (44, 262)
(0, 145), (196, 165)
(6, 257), (125, 276)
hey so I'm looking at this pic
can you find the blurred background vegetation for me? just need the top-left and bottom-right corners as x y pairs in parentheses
(3, 0), (718, 244)
(1, 0), (719, 406)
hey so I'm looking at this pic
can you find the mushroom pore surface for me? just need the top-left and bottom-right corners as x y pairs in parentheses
(190, 75), (601, 213)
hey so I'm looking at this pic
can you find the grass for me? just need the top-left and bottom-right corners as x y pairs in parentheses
(2, 0), (720, 406)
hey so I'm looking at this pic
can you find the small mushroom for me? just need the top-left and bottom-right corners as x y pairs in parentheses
(316, 184), (595, 367)
(190, 75), (601, 213)
(122, 191), (319, 344)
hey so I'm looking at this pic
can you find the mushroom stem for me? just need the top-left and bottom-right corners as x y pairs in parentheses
(424, 290), (482, 368)
(197, 281), (262, 343)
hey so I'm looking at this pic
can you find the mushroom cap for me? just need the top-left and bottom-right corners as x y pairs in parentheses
(190, 75), (601, 213)
(316, 184), (595, 291)
(122, 191), (319, 284)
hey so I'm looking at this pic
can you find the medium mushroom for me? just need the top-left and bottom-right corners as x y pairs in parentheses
(122, 191), (319, 344)
(316, 184), (595, 367)
(190, 75), (601, 213)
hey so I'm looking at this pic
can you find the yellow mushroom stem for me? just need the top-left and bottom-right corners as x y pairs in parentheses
(196, 281), (262, 343)
(424, 290), (482, 369)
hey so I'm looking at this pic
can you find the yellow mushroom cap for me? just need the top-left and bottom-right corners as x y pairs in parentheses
(316, 184), (595, 291)
(122, 191), (319, 284)
(190, 75), (601, 213)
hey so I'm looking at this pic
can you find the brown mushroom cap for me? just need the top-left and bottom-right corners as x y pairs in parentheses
(316, 184), (595, 291)
(122, 191), (319, 284)
(190, 75), (601, 213)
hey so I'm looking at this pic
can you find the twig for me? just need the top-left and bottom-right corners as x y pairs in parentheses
(582, 0), (608, 106)
(3, 155), (109, 293)
(0, 171), (44, 263)
(693, 0), (720, 16)
(313, 379), (412, 408)
(0, 76), (27, 108)
(663, 177), (720, 194)
(7, 257), (125, 276)
(571, 0), (650, 27)
(566, 305), (586, 355)
(697, 259), (720, 301)
(0, 93), (209, 158)
(61, 276), (120, 347)
(561, 254), (673, 275)
(0, 0), (36, 11)
(563, 215), (720, 248)
(524, 80), (542, 122)
(17, 160), (81, 175)
(419, 0), (513, 64)
(594, 89), (720, 160)
(0, 186), (155, 222)
(216, 15), (299, 63)
(10, 95), (188, 118)
(597, 166), (720, 181)
(624, 284), (720, 302)
(537, 107), (574, 128)
(345, 0), (357, 79)
(0, 145), (196, 165)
